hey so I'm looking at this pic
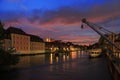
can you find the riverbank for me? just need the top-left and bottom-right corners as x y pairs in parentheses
(15, 52), (50, 56)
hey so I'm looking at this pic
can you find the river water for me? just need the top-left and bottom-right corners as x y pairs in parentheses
(0, 51), (112, 80)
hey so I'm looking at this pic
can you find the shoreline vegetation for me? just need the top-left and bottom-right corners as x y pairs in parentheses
(0, 49), (19, 71)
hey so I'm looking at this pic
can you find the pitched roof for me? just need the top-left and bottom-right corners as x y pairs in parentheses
(4, 27), (44, 42)
(28, 34), (44, 42)
(6, 27), (27, 35)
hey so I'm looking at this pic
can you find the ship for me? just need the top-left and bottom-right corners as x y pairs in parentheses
(88, 49), (102, 58)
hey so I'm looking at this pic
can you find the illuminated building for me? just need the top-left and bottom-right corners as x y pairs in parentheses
(45, 37), (54, 42)
(4, 27), (30, 54)
(30, 34), (45, 53)
(3, 27), (45, 54)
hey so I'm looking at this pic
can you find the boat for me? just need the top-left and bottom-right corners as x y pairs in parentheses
(88, 49), (102, 58)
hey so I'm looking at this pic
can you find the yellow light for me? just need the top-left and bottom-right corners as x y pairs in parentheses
(71, 52), (77, 59)
(56, 56), (59, 63)
(50, 53), (53, 64)
(63, 55), (66, 62)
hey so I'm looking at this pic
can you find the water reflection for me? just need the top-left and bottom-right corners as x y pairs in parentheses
(14, 54), (45, 68)
(0, 51), (112, 80)
(71, 52), (77, 59)
(13, 51), (81, 68)
(55, 56), (59, 63)
(63, 55), (66, 62)
(50, 53), (53, 64)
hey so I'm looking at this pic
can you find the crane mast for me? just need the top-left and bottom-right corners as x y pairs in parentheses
(81, 18), (120, 51)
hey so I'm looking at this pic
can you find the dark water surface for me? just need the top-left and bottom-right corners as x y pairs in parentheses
(0, 51), (112, 80)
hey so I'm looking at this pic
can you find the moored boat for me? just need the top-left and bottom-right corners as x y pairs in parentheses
(88, 49), (102, 58)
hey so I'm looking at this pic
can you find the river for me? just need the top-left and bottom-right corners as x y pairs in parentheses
(0, 51), (112, 80)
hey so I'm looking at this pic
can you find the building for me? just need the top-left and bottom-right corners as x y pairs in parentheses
(104, 33), (120, 58)
(2, 27), (45, 54)
(4, 27), (30, 54)
(30, 34), (45, 53)
(45, 37), (54, 42)
(114, 34), (120, 58)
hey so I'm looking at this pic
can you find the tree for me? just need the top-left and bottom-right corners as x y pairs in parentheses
(0, 21), (5, 49)
(0, 21), (19, 70)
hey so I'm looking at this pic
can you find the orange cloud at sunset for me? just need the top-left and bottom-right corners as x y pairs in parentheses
(1, 0), (120, 45)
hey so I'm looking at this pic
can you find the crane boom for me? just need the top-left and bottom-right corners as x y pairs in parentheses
(81, 18), (120, 51)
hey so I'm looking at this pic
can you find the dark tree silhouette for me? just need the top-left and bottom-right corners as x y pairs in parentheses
(0, 21), (5, 49)
(0, 21), (19, 69)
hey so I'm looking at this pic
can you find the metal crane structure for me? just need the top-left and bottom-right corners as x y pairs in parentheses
(81, 18), (120, 80)
(81, 18), (120, 51)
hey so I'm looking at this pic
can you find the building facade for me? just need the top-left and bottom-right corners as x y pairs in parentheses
(30, 35), (45, 53)
(11, 33), (30, 54)
(3, 27), (45, 54)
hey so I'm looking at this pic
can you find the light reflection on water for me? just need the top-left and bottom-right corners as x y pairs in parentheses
(50, 53), (53, 64)
(0, 51), (112, 80)
(14, 54), (46, 68)
(13, 51), (83, 68)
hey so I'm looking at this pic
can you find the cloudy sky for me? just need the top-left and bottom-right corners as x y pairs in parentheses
(0, 0), (120, 45)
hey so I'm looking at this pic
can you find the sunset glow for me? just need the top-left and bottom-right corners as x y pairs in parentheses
(0, 0), (120, 45)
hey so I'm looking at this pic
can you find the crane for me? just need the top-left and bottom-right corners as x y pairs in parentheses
(81, 18), (120, 51)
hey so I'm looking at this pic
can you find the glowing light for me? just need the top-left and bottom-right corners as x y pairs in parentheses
(56, 56), (59, 63)
(63, 55), (66, 62)
(50, 53), (53, 64)
(71, 52), (77, 59)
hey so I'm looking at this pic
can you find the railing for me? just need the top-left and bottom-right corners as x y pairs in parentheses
(106, 50), (120, 80)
